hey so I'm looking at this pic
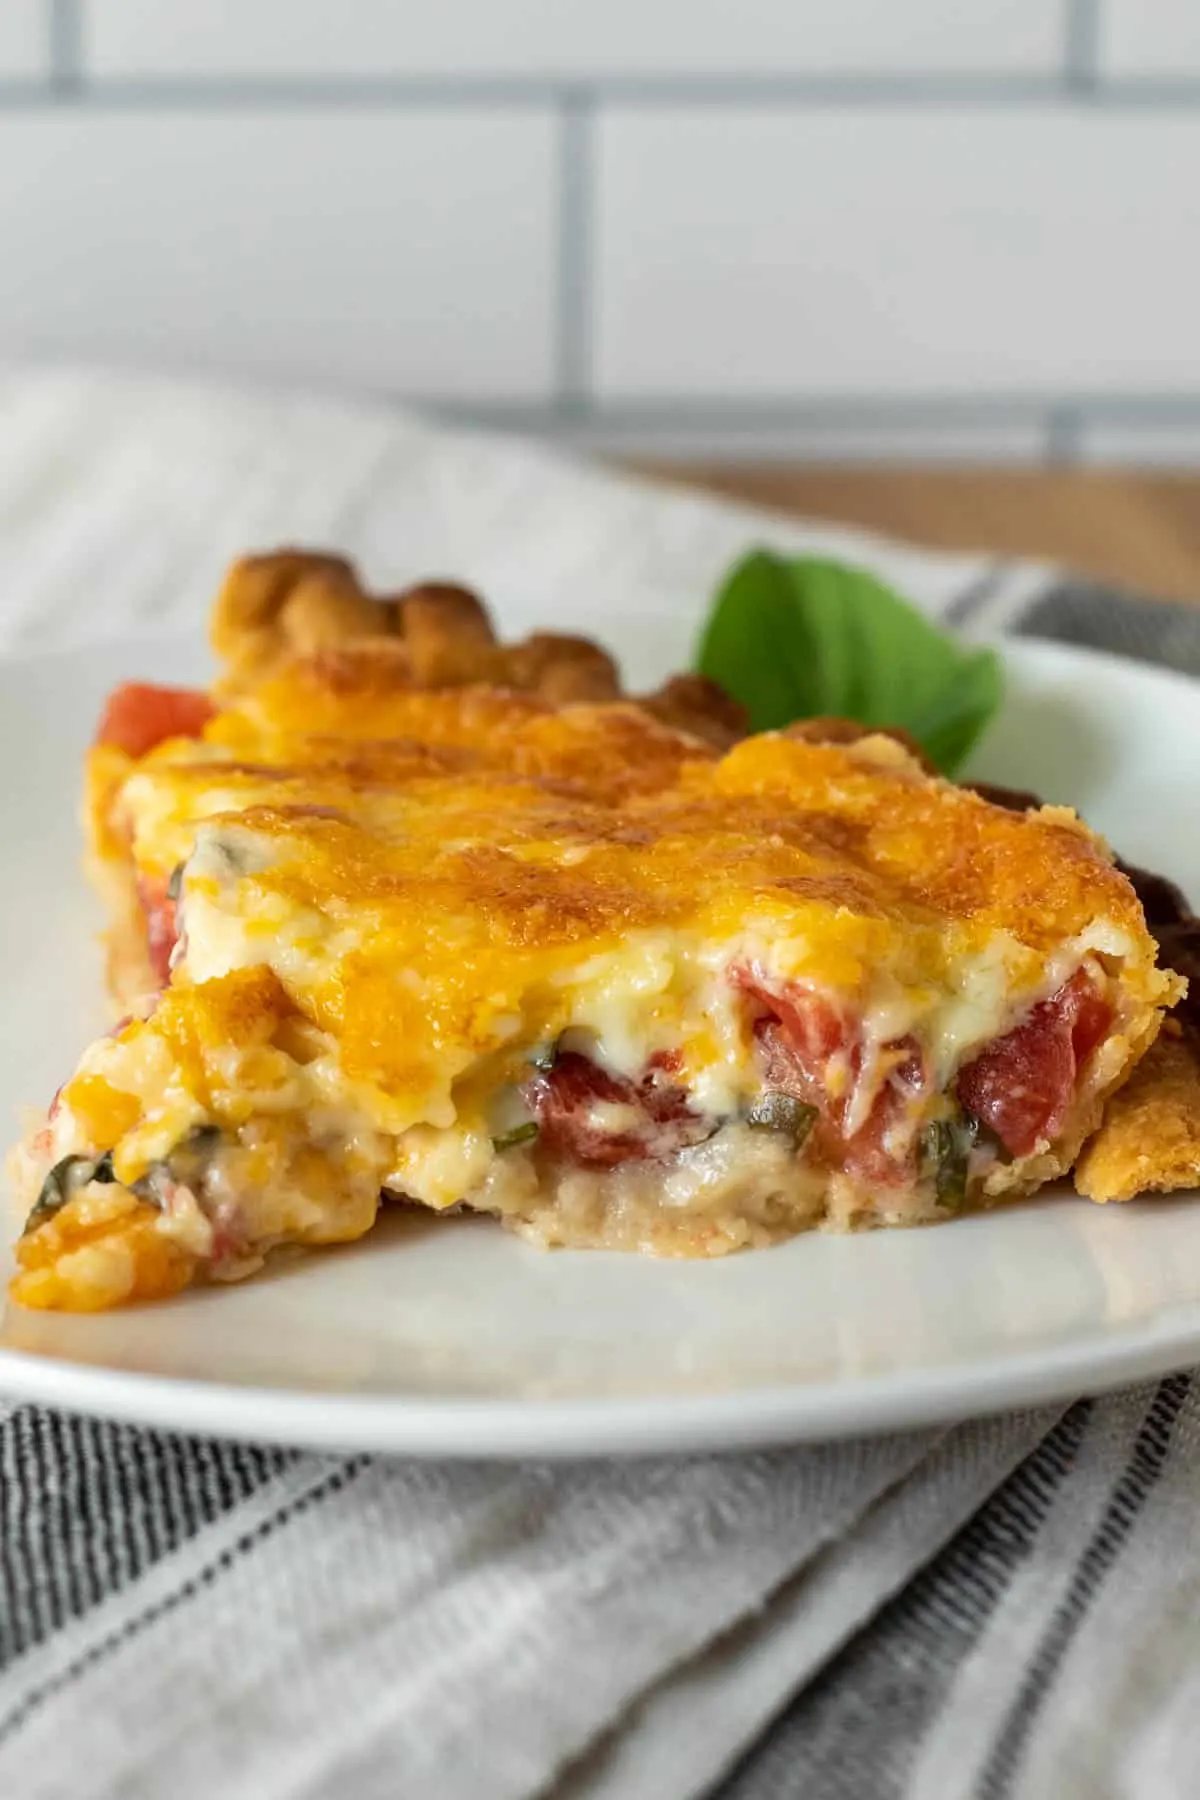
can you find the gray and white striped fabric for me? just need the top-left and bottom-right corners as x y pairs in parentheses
(0, 370), (1197, 1800)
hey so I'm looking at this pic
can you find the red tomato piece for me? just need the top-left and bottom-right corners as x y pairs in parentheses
(137, 875), (179, 986)
(754, 1018), (829, 1118)
(732, 968), (847, 1090)
(744, 967), (925, 1186)
(526, 1051), (705, 1168)
(839, 1040), (926, 1188)
(955, 967), (1112, 1159)
(1070, 981), (1112, 1065)
(95, 683), (214, 759)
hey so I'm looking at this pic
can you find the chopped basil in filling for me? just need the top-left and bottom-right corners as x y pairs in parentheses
(745, 1093), (818, 1146)
(24, 1152), (115, 1234)
(492, 1121), (540, 1152)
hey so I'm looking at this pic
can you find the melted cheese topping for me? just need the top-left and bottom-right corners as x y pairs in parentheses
(70, 682), (1171, 1171)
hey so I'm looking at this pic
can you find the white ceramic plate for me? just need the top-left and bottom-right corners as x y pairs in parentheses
(1, 613), (1199, 1459)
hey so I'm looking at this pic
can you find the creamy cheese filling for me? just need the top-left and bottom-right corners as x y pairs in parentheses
(24, 919), (1133, 1282)
(173, 816), (1137, 1146)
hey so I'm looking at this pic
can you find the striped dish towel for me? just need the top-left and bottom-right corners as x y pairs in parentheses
(1, 369), (1198, 1800)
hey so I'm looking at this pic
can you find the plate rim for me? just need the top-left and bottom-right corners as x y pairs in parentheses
(0, 1310), (1197, 1458)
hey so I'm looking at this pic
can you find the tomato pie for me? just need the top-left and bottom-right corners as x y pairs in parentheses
(8, 553), (1183, 1310)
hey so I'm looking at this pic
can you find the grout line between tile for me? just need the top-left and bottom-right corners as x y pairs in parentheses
(554, 90), (594, 415)
(423, 397), (1200, 447)
(1065, 0), (1100, 95)
(443, 396), (1200, 426)
(1, 70), (1200, 112)
(1046, 406), (1085, 464)
(48, 0), (81, 96)
(0, 73), (1108, 111)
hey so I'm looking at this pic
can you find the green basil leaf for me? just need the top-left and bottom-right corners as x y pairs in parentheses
(695, 549), (1003, 775)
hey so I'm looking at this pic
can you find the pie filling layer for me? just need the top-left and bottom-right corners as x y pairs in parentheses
(10, 918), (1154, 1310)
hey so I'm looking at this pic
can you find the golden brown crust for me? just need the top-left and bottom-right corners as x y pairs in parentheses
(390, 581), (497, 684)
(495, 631), (621, 705)
(207, 547), (743, 746)
(210, 551), (380, 687)
(1074, 1024), (1200, 1201)
(637, 674), (747, 750)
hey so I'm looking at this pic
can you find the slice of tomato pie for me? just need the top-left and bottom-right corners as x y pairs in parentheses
(11, 670), (1181, 1310)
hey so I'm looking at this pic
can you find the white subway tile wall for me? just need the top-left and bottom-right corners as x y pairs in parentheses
(87, 0), (1064, 80)
(1100, 1), (1200, 80)
(0, 112), (557, 397)
(595, 110), (1200, 398)
(0, 0), (47, 80)
(0, 0), (1195, 464)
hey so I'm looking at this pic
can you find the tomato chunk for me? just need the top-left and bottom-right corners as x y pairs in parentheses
(137, 875), (179, 986)
(1069, 979), (1112, 1066)
(759, 1019), (925, 1186)
(754, 1018), (831, 1119)
(734, 972), (845, 1080)
(838, 1041), (925, 1189)
(526, 1051), (707, 1168)
(96, 683), (214, 759)
(742, 966), (925, 1187)
(955, 967), (1112, 1159)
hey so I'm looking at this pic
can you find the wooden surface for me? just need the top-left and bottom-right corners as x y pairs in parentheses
(637, 466), (1200, 604)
